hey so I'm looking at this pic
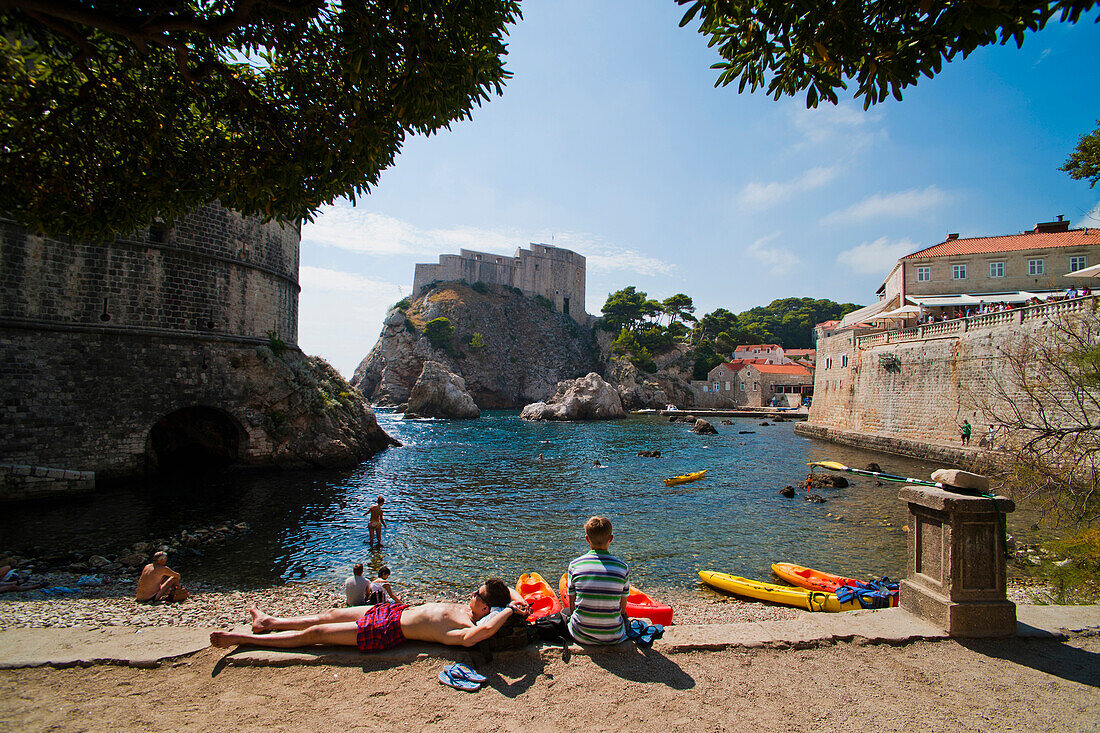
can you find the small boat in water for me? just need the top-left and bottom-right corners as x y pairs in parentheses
(664, 469), (707, 487)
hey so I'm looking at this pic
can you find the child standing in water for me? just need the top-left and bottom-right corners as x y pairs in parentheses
(368, 496), (387, 547)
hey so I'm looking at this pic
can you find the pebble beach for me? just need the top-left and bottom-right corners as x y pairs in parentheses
(0, 572), (1054, 632)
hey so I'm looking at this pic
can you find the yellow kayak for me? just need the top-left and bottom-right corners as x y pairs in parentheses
(698, 570), (862, 613)
(664, 469), (707, 487)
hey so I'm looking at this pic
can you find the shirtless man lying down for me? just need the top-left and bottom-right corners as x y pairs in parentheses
(209, 578), (529, 652)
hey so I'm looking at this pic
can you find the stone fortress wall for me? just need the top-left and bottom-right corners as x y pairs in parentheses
(412, 243), (587, 321)
(0, 204), (303, 491)
(796, 297), (1094, 462)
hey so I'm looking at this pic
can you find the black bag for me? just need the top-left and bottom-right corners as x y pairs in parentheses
(531, 612), (568, 642)
(474, 611), (531, 662)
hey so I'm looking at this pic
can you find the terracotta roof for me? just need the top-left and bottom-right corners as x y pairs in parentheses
(784, 349), (816, 356)
(748, 363), (813, 376)
(815, 320), (839, 329)
(902, 228), (1100, 260)
(734, 344), (782, 351)
(717, 359), (768, 373)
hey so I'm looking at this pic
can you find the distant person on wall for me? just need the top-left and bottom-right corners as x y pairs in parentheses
(565, 516), (630, 645)
(960, 420), (972, 446)
(345, 563), (369, 606)
(368, 496), (387, 547)
(367, 566), (401, 605)
(135, 551), (188, 603)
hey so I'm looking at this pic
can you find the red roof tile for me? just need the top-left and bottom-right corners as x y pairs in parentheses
(734, 344), (782, 351)
(784, 349), (816, 356)
(717, 359), (769, 373)
(748, 363), (813, 376)
(902, 228), (1100, 260)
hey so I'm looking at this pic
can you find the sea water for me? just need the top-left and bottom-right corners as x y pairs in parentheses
(2, 411), (1025, 595)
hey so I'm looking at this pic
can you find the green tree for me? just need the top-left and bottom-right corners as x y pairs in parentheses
(678, 0), (1097, 109)
(611, 330), (657, 373)
(662, 293), (696, 326)
(424, 317), (454, 351)
(1063, 121), (1100, 188)
(600, 287), (649, 332)
(1, 1), (521, 238)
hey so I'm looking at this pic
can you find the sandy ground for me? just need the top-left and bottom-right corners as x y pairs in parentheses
(2, 636), (1098, 732)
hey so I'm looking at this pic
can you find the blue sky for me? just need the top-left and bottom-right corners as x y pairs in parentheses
(298, 2), (1100, 376)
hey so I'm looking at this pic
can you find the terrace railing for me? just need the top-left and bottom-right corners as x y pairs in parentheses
(855, 294), (1097, 349)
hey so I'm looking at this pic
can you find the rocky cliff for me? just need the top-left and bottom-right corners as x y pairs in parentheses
(351, 283), (601, 408)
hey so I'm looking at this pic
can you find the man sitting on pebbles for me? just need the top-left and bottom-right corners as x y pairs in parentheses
(210, 578), (528, 652)
(135, 551), (189, 603)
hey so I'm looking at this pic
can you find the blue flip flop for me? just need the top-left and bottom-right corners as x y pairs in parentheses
(448, 662), (487, 684)
(625, 619), (646, 640)
(636, 624), (664, 647)
(438, 668), (480, 692)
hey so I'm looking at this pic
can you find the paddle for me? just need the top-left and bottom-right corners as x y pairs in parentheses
(807, 460), (944, 488)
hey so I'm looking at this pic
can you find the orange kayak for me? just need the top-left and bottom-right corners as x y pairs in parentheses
(558, 573), (673, 626)
(516, 572), (562, 620)
(771, 562), (899, 607)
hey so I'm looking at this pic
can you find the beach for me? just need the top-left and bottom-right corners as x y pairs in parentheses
(2, 632), (1097, 732)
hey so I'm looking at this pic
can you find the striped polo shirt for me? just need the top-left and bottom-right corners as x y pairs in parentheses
(566, 550), (630, 644)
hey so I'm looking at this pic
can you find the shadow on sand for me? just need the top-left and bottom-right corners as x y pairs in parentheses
(958, 636), (1100, 689)
(587, 646), (695, 689)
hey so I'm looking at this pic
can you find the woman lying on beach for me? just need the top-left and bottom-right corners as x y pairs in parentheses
(210, 578), (529, 652)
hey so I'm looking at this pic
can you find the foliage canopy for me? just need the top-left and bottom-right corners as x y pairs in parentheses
(1, 0), (521, 238)
(1062, 121), (1100, 188)
(678, 0), (1098, 109)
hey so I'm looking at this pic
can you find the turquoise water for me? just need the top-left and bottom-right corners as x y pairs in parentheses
(3, 411), (1020, 595)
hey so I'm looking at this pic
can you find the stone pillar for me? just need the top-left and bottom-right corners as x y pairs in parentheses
(899, 487), (1016, 637)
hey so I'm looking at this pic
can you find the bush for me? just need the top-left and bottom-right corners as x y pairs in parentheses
(472, 281), (489, 294)
(611, 330), (656, 373)
(266, 330), (288, 358)
(469, 332), (486, 350)
(393, 297), (411, 311)
(424, 317), (454, 350)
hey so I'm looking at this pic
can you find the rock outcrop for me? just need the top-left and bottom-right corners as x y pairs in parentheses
(691, 418), (718, 435)
(605, 347), (696, 409)
(247, 350), (400, 468)
(405, 361), (480, 419)
(352, 283), (599, 408)
(520, 373), (626, 421)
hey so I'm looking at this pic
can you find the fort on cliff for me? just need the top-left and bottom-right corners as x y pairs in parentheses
(412, 243), (588, 322)
(1, 204), (392, 500)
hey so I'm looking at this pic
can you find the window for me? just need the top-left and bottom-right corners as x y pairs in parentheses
(1070, 255), (1087, 272)
(739, 382), (745, 391)
(753, 382), (759, 391)
(1028, 259), (1045, 276)
(916, 266), (931, 282)
(712, 382), (719, 392)
(989, 261), (1005, 278)
(841, 355), (848, 368)
(952, 264), (967, 280)
(724, 380), (730, 391)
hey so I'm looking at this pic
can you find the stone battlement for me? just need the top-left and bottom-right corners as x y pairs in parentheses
(807, 296), (1098, 449)
(412, 243), (586, 321)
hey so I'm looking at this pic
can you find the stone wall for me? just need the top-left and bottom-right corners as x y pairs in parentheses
(800, 297), (1096, 454)
(412, 243), (586, 320)
(1, 204), (300, 342)
(0, 204), (393, 496)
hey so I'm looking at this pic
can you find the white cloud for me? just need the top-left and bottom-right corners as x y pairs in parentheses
(788, 101), (884, 146)
(1077, 199), (1100, 228)
(746, 233), (803, 275)
(297, 266), (409, 377)
(836, 237), (919, 275)
(301, 203), (675, 277)
(823, 186), (947, 224)
(737, 166), (839, 209)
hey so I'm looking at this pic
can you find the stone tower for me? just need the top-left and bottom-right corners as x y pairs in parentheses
(0, 204), (392, 498)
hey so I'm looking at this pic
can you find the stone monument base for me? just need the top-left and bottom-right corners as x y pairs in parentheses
(900, 580), (1016, 637)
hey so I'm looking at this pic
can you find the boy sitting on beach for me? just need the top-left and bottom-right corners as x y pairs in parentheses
(566, 516), (629, 644)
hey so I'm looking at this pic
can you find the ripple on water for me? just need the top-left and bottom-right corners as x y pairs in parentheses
(0, 412), (1036, 596)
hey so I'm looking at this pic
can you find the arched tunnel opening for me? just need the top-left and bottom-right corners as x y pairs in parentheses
(147, 406), (246, 476)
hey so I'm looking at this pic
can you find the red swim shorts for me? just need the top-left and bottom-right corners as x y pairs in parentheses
(356, 603), (409, 652)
